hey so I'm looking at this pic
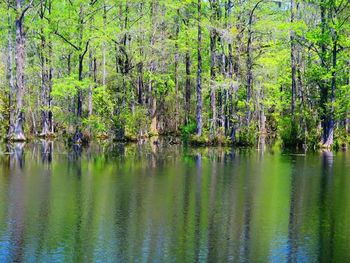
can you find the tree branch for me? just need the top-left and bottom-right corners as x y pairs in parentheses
(295, 34), (328, 67)
(54, 30), (80, 51)
(81, 39), (90, 61)
(19, 0), (34, 22)
(2, 0), (16, 10)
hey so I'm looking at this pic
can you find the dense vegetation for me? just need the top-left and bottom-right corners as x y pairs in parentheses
(0, 0), (349, 149)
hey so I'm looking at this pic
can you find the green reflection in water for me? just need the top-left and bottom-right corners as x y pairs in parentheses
(0, 142), (349, 262)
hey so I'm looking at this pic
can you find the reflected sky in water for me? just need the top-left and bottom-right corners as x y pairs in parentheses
(0, 142), (349, 262)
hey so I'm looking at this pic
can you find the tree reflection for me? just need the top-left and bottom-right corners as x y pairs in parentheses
(0, 144), (349, 262)
(7, 142), (25, 169)
(40, 140), (53, 164)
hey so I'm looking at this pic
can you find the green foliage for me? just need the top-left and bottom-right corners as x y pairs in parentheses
(124, 107), (150, 139)
(92, 86), (113, 118)
(83, 115), (108, 134)
(0, 0), (349, 150)
(333, 128), (350, 150)
(279, 112), (321, 150)
(279, 116), (305, 148)
(237, 125), (257, 147)
(180, 121), (197, 139)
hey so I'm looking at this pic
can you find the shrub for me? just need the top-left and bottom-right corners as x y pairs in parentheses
(124, 107), (150, 139)
(279, 116), (304, 148)
(237, 124), (257, 146)
(180, 121), (197, 140)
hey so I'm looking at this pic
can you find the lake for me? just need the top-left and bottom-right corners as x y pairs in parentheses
(0, 141), (349, 262)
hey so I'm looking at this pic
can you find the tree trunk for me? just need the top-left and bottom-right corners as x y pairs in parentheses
(88, 50), (94, 116)
(67, 53), (71, 75)
(77, 55), (83, 118)
(149, 1), (158, 135)
(73, 55), (84, 144)
(210, 27), (217, 134)
(185, 50), (191, 125)
(258, 86), (266, 134)
(7, 8), (15, 137)
(196, 0), (203, 136)
(174, 9), (180, 132)
(319, 0), (333, 148)
(184, 11), (191, 125)
(39, 0), (50, 137)
(102, 1), (107, 86)
(218, 37), (226, 129)
(245, 1), (263, 126)
(137, 62), (144, 104)
(290, 0), (297, 114)
(10, 1), (28, 141)
(246, 23), (253, 125)
(234, 31), (242, 79)
(227, 0), (236, 140)
(48, 24), (53, 134)
(73, 4), (88, 144)
(323, 35), (337, 147)
(137, 2), (144, 105)
(40, 38), (49, 136)
(149, 78), (157, 134)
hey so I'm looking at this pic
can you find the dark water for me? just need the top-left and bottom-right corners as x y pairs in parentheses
(0, 141), (349, 262)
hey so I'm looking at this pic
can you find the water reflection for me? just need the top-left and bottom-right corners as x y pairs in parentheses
(7, 143), (25, 169)
(40, 140), (53, 164)
(0, 142), (349, 262)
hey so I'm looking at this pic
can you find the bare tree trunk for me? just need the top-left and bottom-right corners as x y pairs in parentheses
(136, 2), (144, 105)
(227, 41), (233, 132)
(323, 34), (337, 147)
(246, 23), (253, 126)
(102, 1), (107, 86)
(184, 10), (191, 125)
(245, 1), (263, 126)
(290, 0), (297, 114)
(40, 44), (49, 136)
(226, 0), (236, 141)
(234, 22), (242, 80)
(258, 86), (266, 134)
(210, 33), (216, 134)
(7, 7), (15, 137)
(137, 62), (144, 104)
(185, 50), (191, 125)
(67, 53), (71, 75)
(77, 55), (83, 118)
(88, 50), (94, 116)
(196, 0), (203, 136)
(48, 19), (53, 134)
(9, 0), (31, 141)
(149, 1), (158, 135)
(39, 0), (50, 137)
(150, 95), (157, 134)
(174, 9), (180, 132)
(218, 37), (226, 129)
(73, 55), (84, 144)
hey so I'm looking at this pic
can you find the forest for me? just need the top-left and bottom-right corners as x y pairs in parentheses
(0, 0), (349, 149)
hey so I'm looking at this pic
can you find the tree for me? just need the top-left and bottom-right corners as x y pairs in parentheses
(196, 0), (203, 136)
(52, 0), (96, 143)
(0, 0), (348, 148)
(7, 0), (34, 141)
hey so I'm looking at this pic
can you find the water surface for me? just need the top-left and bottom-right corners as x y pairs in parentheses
(0, 142), (349, 262)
